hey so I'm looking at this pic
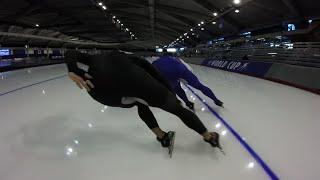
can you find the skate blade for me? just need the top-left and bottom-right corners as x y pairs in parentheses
(168, 132), (176, 158)
(217, 145), (226, 155)
(187, 108), (195, 113)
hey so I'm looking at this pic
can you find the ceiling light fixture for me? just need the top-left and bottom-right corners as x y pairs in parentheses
(234, 0), (241, 5)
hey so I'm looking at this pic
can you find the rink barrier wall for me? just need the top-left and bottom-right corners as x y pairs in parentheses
(0, 58), (65, 72)
(265, 63), (320, 93)
(183, 57), (320, 95)
(184, 84), (279, 180)
(201, 59), (273, 77)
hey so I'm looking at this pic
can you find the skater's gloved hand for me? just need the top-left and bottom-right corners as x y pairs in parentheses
(68, 72), (95, 91)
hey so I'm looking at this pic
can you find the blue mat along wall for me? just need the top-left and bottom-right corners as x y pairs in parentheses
(184, 57), (319, 94)
(201, 59), (273, 77)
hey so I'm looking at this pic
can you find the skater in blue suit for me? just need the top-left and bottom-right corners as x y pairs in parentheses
(152, 55), (223, 110)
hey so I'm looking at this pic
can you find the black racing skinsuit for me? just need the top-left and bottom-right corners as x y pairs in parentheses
(65, 50), (207, 134)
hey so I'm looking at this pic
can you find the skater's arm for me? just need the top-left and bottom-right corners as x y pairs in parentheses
(65, 50), (91, 77)
(68, 72), (94, 91)
(130, 56), (174, 92)
(65, 50), (94, 91)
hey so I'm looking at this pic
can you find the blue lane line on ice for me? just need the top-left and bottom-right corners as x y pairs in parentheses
(0, 74), (67, 97)
(185, 85), (279, 180)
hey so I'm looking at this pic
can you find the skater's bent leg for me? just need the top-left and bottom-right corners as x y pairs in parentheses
(160, 94), (208, 135)
(182, 70), (219, 102)
(136, 103), (165, 138)
(151, 127), (166, 139)
(174, 83), (192, 105)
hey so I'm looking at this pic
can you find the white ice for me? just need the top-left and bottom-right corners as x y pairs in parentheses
(0, 64), (319, 180)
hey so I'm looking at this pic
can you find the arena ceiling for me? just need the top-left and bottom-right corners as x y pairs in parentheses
(0, 0), (319, 49)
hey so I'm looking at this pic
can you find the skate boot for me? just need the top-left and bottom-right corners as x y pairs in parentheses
(186, 101), (195, 111)
(157, 131), (176, 158)
(204, 132), (225, 155)
(214, 100), (224, 107)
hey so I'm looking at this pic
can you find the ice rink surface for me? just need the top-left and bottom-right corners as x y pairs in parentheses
(0, 63), (319, 180)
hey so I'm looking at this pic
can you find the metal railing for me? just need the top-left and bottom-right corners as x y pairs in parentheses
(182, 42), (320, 67)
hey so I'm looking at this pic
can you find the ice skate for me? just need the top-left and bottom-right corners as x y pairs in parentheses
(204, 132), (225, 155)
(186, 101), (195, 111)
(157, 131), (176, 158)
(214, 100), (224, 107)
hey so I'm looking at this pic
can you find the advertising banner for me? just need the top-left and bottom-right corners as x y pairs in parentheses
(202, 59), (272, 77)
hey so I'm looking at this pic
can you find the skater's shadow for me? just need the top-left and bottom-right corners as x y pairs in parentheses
(9, 113), (161, 159)
(70, 129), (160, 156)
(174, 140), (220, 160)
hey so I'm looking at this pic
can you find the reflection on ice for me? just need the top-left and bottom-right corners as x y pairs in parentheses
(74, 140), (79, 144)
(65, 146), (77, 157)
(221, 130), (227, 136)
(215, 123), (221, 129)
(247, 162), (255, 169)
